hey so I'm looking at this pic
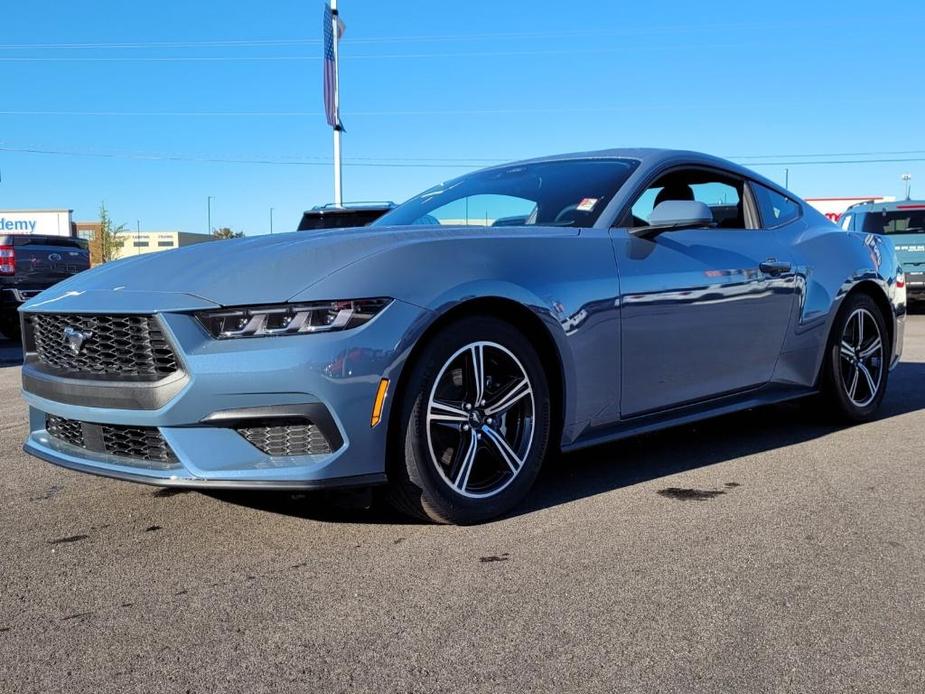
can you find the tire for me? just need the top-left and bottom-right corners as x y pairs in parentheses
(387, 316), (551, 524)
(820, 293), (890, 423)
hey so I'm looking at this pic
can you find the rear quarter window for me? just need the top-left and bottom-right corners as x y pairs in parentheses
(751, 183), (801, 228)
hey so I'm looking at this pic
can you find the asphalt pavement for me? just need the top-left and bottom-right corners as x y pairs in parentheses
(1, 317), (924, 693)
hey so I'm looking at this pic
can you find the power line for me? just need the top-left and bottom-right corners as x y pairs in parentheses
(742, 158), (925, 167)
(1, 143), (923, 170)
(0, 145), (486, 168)
(0, 42), (806, 62)
(733, 150), (925, 160)
(0, 55), (319, 62)
(2, 98), (923, 117)
(0, 34), (861, 64)
(0, 21), (860, 51)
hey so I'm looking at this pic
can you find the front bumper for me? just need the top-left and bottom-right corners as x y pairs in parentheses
(21, 299), (429, 488)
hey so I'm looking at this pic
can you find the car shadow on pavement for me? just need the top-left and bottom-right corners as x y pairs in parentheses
(523, 361), (925, 515)
(0, 339), (23, 367)
(204, 361), (925, 525)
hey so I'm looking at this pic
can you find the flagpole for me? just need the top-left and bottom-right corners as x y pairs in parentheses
(331, 0), (343, 207)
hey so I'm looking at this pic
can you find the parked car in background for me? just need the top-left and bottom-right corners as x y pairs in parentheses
(18, 149), (905, 523)
(0, 234), (89, 339)
(839, 199), (925, 300)
(298, 202), (395, 231)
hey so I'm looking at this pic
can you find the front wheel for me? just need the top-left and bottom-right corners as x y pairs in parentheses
(820, 293), (890, 422)
(387, 317), (551, 524)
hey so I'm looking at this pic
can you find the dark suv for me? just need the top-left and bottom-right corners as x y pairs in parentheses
(297, 202), (395, 231)
(0, 234), (90, 339)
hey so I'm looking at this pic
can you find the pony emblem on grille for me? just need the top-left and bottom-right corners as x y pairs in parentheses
(62, 326), (93, 355)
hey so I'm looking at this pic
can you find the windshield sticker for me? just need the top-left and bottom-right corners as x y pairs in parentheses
(576, 198), (599, 212)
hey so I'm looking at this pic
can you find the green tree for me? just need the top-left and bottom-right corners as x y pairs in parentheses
(212, 227), (245, 240)
(97, 203), (127, 263)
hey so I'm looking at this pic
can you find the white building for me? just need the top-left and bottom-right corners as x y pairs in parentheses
(0, 209), (74, 236)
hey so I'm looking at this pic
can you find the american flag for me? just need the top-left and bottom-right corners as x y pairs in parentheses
(323, 2), (344, 129)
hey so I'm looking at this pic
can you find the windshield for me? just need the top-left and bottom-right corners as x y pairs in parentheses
(862, 208), (925, 235)
(372, 158), (639, 228)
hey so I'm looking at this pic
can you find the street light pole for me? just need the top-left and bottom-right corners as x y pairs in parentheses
(136, 220), (141, 255)
(207, 196), (214, 235)
(902, 173), (912, 200)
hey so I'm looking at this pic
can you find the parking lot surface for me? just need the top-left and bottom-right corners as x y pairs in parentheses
(1, 317), (924, 693)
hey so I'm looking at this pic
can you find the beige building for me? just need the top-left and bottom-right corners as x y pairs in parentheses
(75, 224), (215, 264)
(111, 231), (213, 260)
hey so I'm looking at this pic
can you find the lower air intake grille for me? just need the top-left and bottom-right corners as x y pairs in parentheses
(100, 424), (177, 463)
(45, 414), (178, 466)
(46, 415), (85, 449)
(236, 421), (332, 456)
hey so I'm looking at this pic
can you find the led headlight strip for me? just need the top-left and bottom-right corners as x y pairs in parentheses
(195, 298), (391, 339)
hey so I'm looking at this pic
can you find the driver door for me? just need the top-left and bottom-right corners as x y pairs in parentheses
(613, 169), (796, 416)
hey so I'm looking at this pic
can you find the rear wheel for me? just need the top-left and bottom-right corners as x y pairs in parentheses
(387, 316), (551, 524)
(820, 293), (889, 422)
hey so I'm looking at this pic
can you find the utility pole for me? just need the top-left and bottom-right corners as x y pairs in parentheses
(902, 173), (912, 200)
(269, 207), (274, 234)
(136, 220), (141, 255)
(207, 196), (214, 236)
(784, 168), (790, 189)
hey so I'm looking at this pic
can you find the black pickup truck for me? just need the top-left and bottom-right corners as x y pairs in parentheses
(0, 234), (90, 339)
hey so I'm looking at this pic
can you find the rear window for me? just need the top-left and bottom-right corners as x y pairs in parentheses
(861, 209), (925, 235)
(9, 236), (86, 249)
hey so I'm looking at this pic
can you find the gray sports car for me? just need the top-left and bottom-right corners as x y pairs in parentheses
(19, 149), (906, 523)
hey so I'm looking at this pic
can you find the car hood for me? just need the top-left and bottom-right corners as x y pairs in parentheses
(22, 225), (579, 310)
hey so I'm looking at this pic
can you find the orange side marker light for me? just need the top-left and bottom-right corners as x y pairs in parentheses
(371, 378), (390, 427)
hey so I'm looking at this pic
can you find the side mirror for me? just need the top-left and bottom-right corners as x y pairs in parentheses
(632, 200), (715, 237)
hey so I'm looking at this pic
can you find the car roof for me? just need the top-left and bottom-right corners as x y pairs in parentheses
(469, 148), (793, 197)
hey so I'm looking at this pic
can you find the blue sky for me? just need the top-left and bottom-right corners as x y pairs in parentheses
(1, 0), (923, 234)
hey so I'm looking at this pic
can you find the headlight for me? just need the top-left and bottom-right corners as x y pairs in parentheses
(195, 298), (391, 339)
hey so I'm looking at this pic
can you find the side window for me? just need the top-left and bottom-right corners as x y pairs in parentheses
(629, 170), (747, 229)
(840, 214), (853, 231)
(752, 183), (801, 228)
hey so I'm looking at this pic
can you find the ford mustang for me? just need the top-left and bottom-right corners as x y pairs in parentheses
(19, 149), (906, 523)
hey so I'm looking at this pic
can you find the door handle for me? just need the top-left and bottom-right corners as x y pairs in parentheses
(759, 258), (791, 275)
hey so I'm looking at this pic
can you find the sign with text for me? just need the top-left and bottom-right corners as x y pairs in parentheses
(0, 210), (73, 236)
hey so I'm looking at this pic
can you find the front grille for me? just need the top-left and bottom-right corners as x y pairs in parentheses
(45, 414), (178, 466)
(27, 313), (179, 380)
(236, 421), (332, 456)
